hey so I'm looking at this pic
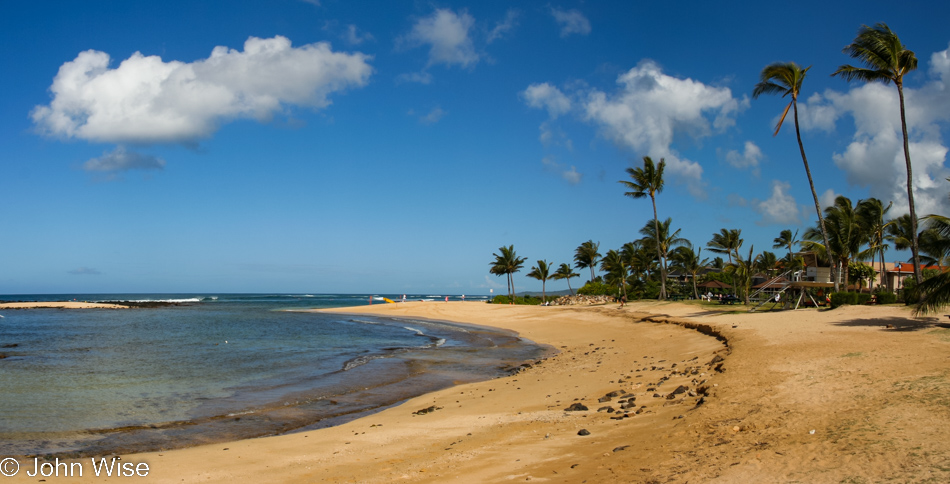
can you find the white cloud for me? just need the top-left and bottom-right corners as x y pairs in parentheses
(930, 42), (950, 80)
(522, 83), (571, 118)
(819, 188), (838, 210)
(754, 180), (802, 225)
(419, 106), (446, 124)
(581, 60), (743, 196)
(402, 9), (479, 69)
(562, 165), (582, 184)
(800, 45), (950, 216)
(344, 25), (374, 45)
(550, 7), (591, 37)
(542, 156), (582, 185)
(396, 72), (433, 85)
(83, 146), (165, 172)
(31, 36), (372, 145)
(724, 141), (763, 174)
(488, 9), (519, 43)
(538, 121), (573, 150)
(796, 92), (838, 132)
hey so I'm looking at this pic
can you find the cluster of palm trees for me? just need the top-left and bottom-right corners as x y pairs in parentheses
(753, 23), (924, 291)
(489, 23), (950, 312)
(490, 200), (949, 306)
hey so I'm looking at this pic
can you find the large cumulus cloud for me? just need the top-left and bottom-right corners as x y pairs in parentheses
(800, 43), (950, 215)
(32, 36), (373, 145)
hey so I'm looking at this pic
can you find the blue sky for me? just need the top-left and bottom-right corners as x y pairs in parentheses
(2, 1), (949, 295)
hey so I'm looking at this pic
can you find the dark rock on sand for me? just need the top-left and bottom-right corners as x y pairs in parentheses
(666, 385), (689, 399)
(577, 429), (591, 436)
(565, 403), (589, 412)
(412, 405), (442, 415)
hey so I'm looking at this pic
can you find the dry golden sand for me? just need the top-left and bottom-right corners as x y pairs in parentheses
(6, 301), (950, 483)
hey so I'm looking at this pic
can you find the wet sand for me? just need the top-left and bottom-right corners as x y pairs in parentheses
(5, 300), (950, 483)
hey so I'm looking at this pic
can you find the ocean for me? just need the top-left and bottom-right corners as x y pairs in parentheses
(0, 294), (548, 457)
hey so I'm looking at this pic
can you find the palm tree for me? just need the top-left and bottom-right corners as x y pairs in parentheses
(911, 214), (950, 313)
(726, 246), (757, 304)
(489, 245), (527, 303)
(753, 62), (834, 288)
(621, 241), (655, 283)
(552, 263), (579, 295)
(919, 215), (950, 267)
(802, 196), (871, 290)
(757, 251), (780, 278)
(833, 23), (921, 287)
(620, 156), (668, 299)
(527, 260), (553, 303)
(707, 228), (743, 291)
(670, 246), (709, 300)
(856, 198), (893, 291)
(887, 214), (916, 252)
(639, 217), (689, 299)
(913, 269), (950, 315)
(574, 240), (601, 283)
(600, 250), (628, 301)
(773, 229), (800, 266)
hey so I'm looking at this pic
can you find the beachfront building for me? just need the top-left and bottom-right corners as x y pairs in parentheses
(795, 252), (832, 283)
(885, 262), (944, 293)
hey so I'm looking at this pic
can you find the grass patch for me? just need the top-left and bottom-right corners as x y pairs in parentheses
(928, 328), (950, 342)
(841, 352), (864, 358)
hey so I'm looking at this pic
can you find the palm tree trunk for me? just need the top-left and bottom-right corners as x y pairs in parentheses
(793, 97), (837, 292)
(568, 278), (574, 296)
(881, 244), (889, 292)
(651, 196), (667, 300)
(898, 82), (923, 288)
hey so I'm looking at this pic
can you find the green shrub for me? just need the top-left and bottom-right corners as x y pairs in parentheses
(491, 295), (545, 305)
(875, 292), (898, 304)
(578, 281), (617, 296)
(856, 293), (872, 305)
(830, 292), (858, 308)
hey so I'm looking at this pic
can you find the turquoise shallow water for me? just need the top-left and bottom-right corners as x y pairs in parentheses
(0, 294), (544, 456)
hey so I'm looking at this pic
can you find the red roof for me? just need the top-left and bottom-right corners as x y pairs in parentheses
(889, 262), (943, 273)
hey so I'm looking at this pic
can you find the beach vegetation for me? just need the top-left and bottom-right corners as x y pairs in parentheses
(599, 249), (629, 301)
(490, 294), (548, 305)
(621, 156), (668, 300)
(621, 240), (657, 283)
(577, 280), (617, 297)
(802, 195), (873, 291)
(573, 240), (602, 283)
(707, 228), (743, 293)
(725, 245), (756, 304)
(526, 260), (553, 303)
(753, 61), (835, 291)
(856, 198), (893, 291)
(490, 245), (527, 304)
(773, 229), (800, 264)
(670, 246), (709, 300)
(834, 23), (921, 288)
(874, 291), (898, 305)
(552, 263), (580, 295)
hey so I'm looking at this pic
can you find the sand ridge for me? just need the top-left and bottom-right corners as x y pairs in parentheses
(5, 301), (950, 483)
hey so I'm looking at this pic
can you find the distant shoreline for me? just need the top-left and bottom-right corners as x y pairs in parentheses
(0, 300), (186, 309)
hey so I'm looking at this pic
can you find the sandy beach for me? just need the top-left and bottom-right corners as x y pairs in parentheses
(5, 300), (950, 483)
